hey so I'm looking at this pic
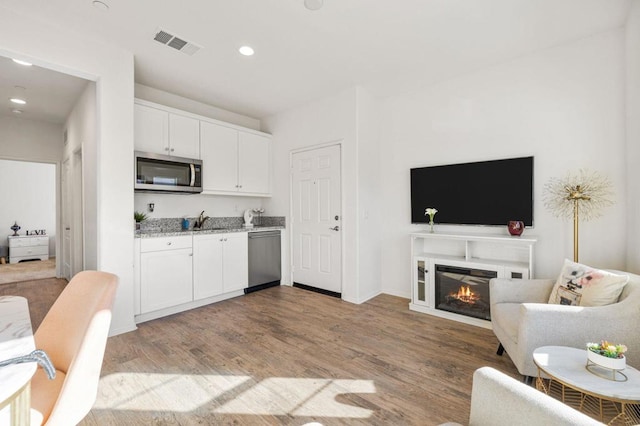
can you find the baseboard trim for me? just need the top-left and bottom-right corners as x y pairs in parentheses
(244, 281), (280, 294)
(293, 282), (341, 299)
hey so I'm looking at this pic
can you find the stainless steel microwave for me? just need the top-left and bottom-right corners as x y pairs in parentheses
(134, 151), (203, 193)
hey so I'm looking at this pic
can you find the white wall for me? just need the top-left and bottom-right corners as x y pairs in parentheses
(64, 82), (98, 269)
(134, 193), (263, 219)
(0, 116), (63, 162)
(262, 88), (360, 300)
(356, 87), (383, 301)
(379, 29), (627, 298)
(135, 84), (261, 131)
(626, 0), (640, 274)
(0, 6), (136, 335)
(0, 159), (56, 256)
(0, 115), (62, 261)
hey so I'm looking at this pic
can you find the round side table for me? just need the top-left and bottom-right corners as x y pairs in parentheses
(533, 346), (640, 425)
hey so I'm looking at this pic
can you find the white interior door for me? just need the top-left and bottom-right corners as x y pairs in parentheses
(62, 158), (72, 280)
(71, 149), (83, 275)
(291, 145), (342, 294)
(61, 151), (84, 280)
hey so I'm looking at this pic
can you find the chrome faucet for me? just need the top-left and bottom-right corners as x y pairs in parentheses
(194, 210), (209, 229)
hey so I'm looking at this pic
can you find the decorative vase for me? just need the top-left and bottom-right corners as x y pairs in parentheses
(10, 222), (20, 236)
(507, 220), (524, 236)
(429, 220), (434, 233)
(587, 350), (626, 370)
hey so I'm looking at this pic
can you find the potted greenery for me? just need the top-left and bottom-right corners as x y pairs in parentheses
(586, 340), (627, 371)
(134, 211), (148, 231)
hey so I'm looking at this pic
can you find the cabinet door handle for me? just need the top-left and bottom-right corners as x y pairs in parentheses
(170, 148), (175, 152)
(164, 147), (170, 151)
(167, 242), (172, 245)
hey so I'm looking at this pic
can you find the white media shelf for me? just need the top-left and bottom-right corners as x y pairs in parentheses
(410, 230), (537, 329)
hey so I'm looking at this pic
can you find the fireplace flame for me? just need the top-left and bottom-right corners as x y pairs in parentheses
(450, 285), (479, 304)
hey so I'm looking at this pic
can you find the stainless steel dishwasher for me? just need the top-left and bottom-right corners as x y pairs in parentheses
(246, 230), (281, 294)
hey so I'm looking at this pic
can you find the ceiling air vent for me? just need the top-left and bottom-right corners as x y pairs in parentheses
(153, 28), (202, 56)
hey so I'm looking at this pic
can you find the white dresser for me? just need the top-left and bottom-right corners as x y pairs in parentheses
(8, 235), (49, 264)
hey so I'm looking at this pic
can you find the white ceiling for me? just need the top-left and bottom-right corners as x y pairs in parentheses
(0, 56), (88, 123)
(0, 0), (633, 120)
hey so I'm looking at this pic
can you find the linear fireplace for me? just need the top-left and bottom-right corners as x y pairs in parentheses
(434, 265), (496, 321)
(410, 231), (535, 328)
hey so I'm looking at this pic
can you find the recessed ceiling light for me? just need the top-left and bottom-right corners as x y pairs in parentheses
(11, 108), (23, 114)
(304, 0), (323, 11)
(92, 0), (109, 11)
(239, 46), (254, 56)
(10, 86), (27, 105)
(12, 59), (32, 66)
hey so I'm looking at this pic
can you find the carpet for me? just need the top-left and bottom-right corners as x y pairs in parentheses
(0, 258), (57, 285)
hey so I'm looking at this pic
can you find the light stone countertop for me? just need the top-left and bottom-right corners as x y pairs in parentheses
(135, 225), (284, 238)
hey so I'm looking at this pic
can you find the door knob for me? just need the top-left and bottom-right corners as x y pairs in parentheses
(329, 226), (340, 231)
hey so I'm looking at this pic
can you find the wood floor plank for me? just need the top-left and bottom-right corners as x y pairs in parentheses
(80, 286), (519, 425)
(1, 280), (521, 425)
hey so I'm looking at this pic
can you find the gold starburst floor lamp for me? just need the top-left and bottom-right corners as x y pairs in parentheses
(543, 170), (613, 262)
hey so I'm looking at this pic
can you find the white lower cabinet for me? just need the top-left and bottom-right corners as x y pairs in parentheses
(193, 232), (248, 300)
(139, 236), (193, 314)
(193, 234), (224, 299)
(221, 232), (249, 293)
(136, 232), (248, 322)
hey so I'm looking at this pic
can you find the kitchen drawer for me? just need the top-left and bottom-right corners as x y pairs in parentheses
(140, 235), (192, 252)
(10, 245), (49, 257)
(9, 236), (49, 247)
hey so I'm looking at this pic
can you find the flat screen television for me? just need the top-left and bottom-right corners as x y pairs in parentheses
(410, 156), (534, 226)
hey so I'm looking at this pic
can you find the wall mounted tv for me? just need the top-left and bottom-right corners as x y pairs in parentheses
(410, 156), (534, 226)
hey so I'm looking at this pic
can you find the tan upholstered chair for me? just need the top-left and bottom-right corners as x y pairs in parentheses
(30, 270), (118, 425)
(490, 270), (640, 379)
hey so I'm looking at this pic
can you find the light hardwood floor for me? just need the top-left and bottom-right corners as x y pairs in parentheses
(78, 285), (520, 425)
(0, 277), (67, 329)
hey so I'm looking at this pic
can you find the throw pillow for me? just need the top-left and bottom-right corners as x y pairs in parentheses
(548, 259), (629, 307)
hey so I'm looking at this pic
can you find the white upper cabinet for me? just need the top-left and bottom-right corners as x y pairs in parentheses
(169, 114), (200, 158)
(239, 132), (270, 195)
(134, 99), (271, 195)
(200, 122), (271, 196)
(134, 103), (168, 154)
(200, 121), (239, 192)
(134, 102), (200, 159)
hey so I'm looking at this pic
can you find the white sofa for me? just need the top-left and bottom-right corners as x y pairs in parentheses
(490, 270), (640, 378)
(441, 367), (603, 426)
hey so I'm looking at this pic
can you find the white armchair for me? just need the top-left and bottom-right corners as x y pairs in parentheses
(440, 367), (603, 426)
(490, 270), (640, 378)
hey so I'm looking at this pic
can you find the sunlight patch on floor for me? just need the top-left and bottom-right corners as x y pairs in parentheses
(94, 373), (251, 412)
(94, 373), (375, 418)
(215, 377), (375, 417)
